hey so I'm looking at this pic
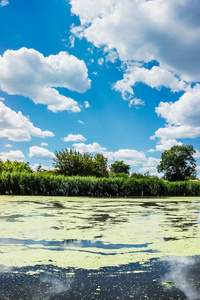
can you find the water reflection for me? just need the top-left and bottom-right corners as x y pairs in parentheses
(0, 258), (196, 299)
(0, 196), (200, 299)
(162, 256), (200, 300)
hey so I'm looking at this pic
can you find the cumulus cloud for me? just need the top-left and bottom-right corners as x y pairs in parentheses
(138, 166), (157, 174)
(5, 144), (13, 148)
(31, 163), (50, 172)
(73, 142), (107, 153)
(138, 157), (161, 175)
(63, 134), (87, 142)
(40, 142), (48, 147)
(152, 84), (200, 140)
(28, 146), (55, 160)
(0, 150), (25, 161)
(0, 101), (54, 141)
(0, 0), (9, 7)
(84, 101), (90, 108)
(98, 58), (104, 66)
(112, 149), (147, 166)
(71, 0), (200, 82)
(72, 141), (159, 169)
(114, 65), (187, 105)
(0, 48), (91, 112)
(149, 139), (183, 152)
(194, 150), (200, 158)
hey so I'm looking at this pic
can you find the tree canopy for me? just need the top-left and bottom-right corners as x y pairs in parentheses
(110, 161), (130, 175)
(0, 160), (33, 173)
(157, 145), (197, 181)
(53, 148), (108, 177)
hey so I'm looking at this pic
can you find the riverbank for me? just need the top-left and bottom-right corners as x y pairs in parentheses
(0, 172), (200, 197)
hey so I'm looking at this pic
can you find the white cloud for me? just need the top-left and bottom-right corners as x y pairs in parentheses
(138, 166), (157, 174)
(114, 65), (187, 104)
(31, 163), (50, 172)
(72, 140), (162, 173)
(0, 0), (9, 7)
(149, 139), (183, 152)
(105, 49), (118, 63)
(152, 125), (200, 140)
(153, 84), (200, 140)
(5, 144), (13, 148)
(0, 97), (5, 101)
(84, 101), (90, 108)
(71, 0), (200, 82)
(0, 48), (91, 112)
(0, 150), (25, 162)
(69, 35), (75, 48)
(138, 157), (161, 174)
(112, 149), (147, 166)
(40, 142), (48, 147)
(128, 98), (144, 107)
(63, 134), (87, 142)
(28, 146), (55, 160)
(194, 150), (200, 158)
(143, 157), (161, 167)
(73, 142), (107, 153)
(98, 58), (104, 66)
(78, 120), (85, 124)
(0, 101), (54, 141)
(72, 142), (155, 167)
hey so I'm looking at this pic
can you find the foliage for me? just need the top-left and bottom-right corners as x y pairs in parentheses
(110, 161), (130, 175)
(0, 160), (33, 173)
(157, 145), (197, 181)
(110, 172), (129, 179)
(53, 148), (108, 177)
(130, 172), (151, 179)
(0, 172), (200, 197)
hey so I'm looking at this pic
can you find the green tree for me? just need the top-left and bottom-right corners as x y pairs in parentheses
(93, 153), (109, 177)
(53, 149), (83, 176)
(53, 149), (108, 177)
(0, 160), (33, 173)
(110, 161), (130, 175)
(157, 145), (197, 181)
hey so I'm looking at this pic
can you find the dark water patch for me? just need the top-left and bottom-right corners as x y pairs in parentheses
(0, 257), (197, 300)
(52, 202), (66, 209)
(4, 214), (24, 222)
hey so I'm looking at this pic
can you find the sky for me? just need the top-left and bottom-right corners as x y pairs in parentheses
(0, 0), (200, 176)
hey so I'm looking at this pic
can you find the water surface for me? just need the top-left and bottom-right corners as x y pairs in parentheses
(0, 196), (200, 299)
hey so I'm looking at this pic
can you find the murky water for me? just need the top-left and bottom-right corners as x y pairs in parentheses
(0, 196), (200, 299)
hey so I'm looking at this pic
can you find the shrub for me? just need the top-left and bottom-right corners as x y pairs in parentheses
(0, 172), (200, 197)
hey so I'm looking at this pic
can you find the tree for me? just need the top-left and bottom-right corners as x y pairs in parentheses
(0, 160), (33, 173)
(110, 161), (130, 175)
(53, 148), (108, 177)
(93, 153), (108, 177)
(157, 145), (197, 181)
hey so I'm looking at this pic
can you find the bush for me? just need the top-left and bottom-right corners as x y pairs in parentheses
(0, 172), (200, 197)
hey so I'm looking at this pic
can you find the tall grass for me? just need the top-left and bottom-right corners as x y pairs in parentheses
(0, 172), (200, 197)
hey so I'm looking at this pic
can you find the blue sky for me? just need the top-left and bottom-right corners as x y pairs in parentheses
(0, 0), (200, 176)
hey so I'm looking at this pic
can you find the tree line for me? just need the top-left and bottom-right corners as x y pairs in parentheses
(0, 144), (198, 182)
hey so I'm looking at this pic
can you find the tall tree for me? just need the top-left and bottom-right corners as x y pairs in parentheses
(93, 153), (109, 177)
(0, 160), (33, 173)
(53, 149), (108, 177)
(110, 161), (130, 175)
(157, 145), (197, 181)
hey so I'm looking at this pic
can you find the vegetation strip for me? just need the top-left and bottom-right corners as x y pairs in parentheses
(0, 172), (200, 196)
